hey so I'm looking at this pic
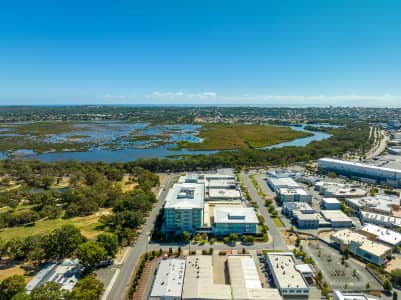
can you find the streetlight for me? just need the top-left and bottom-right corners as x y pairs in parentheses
(146, 232), (151, 255)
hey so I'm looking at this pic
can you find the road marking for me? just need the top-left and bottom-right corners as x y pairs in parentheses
(115, 247), (130, 265)
(102, 268), (120, 300)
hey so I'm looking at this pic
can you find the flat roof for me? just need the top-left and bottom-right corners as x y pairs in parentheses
(204, 201), (245, 227)
(151, 259), (186, 298)
(283, 201), (314, 212)
(318, 158), (401, 175)
(360, 223), (401, 246)
(207, 180), (237, 188)
(267, 253), (308, 290)
(321, 210), (353, 223)
(214, 207), (258, 224)
(165, 183), (204, 209)
(268, 177), (299, 188)
(278, 188), (309, 196)
(322, 197), (341, 204)
(209, 188), (241, 199)
(294, 211), (320, 221)
(333, 290), (377, 300)
(331, 229), (368, 245)
(360, 211), (401, 227)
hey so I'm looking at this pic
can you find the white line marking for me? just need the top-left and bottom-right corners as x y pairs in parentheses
(101, 268), (120, 300)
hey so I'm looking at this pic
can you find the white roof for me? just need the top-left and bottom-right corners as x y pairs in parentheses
(151, 259), (185, 298)
(267, 253), (308, 290)
(165, 183), (204, 209)
(360, 210), (401, 227)
(360, 223), (401, 246)
(279, 188), (309, 196)
(283, 201), (314, 212)
(214, 207), (258, 224)
(347, 195), (399, 214)
(268, 177), (299, 188)
(322, 197), (341, 204)
(295, 264), (314, 274)
(209, 188), (241, 199)
(294, 211), (320, 221)
(333, 290), (377, 300)
(321, 210), (353, 223)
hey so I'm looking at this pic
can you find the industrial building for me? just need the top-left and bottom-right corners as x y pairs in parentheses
(293, 211), (320, 229)
(213, 207), (258, 235)
(331, 229), (392, 265)
(282, 202), (315, 218)
(315, 181), (367, 199)
(345, 195), (400, 215)
(266, 253), (309, 296)
(277, 188), (312, 204)
(320, 210), (353, 228)
(150, 259), (186, 300)
(321, 198), (341, 210)
(332, 290), (377, 300)
(266, 176), (300, 192)
(163, 183), (204, 233)
(318, 158), (401, 187)
(360, 211), (401, 229)
(182, 255), (283, 300)
(359, 223), (401, 248)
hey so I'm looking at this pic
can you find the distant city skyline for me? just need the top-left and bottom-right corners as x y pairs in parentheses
(1, 0), (401, 106)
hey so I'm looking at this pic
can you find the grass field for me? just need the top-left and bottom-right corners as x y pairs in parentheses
(272, 217), (285, 227)
(178, 124), (312, 150)
(0, 208), (110, 241)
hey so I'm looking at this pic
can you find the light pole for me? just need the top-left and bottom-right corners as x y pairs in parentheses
(146, 232), (151, 255)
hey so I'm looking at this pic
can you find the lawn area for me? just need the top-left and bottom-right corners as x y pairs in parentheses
(272, 217), (285, 227)
(0, 208), (110, 241)
(178, 123), (312, 150)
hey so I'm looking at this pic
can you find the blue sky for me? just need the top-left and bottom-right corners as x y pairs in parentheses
(1, 0), (401, 106)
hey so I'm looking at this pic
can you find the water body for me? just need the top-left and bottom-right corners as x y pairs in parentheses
(0, 123), (333, 163)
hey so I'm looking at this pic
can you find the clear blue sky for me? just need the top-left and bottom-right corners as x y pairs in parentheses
(1, 0), (401, 106)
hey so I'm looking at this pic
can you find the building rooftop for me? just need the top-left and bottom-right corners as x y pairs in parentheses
(322, 197), (341, 204)
(360, 223), (401, 246)
(150, 259), (186, 298)
(209, 188), (242, 200)
(268, 177), (300, 189)
(278, 187), (309, 196)
(204, 201), (245, 227)
(165, 183), (204, 209)
(321, 210), (353, 223)
(347, 195), (400, 214)
(214, 207), (258, 224)
(283, 201), (314, 212)
(333, 290), (377, 300)
(294, 211), (320, 221)
(267, 253), (308, 290)
(360, 210), (401, 227)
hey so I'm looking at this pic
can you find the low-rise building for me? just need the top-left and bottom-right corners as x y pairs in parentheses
(293, 211), (320, 229)
(278, 188), (312, 204)
(150, 259), (186, 300)
(267, 177), (299, 193)
(208, 188), (242, 201)
(321, 198), (341, 210)
(282, 202), (315, 218)
(213, 207), (258, 235)
(360, 211), (401, 228)
(333, 290), (377, 300)
(321, 210), (353, 228)
(331, 229), (392, 265)
(266, 253), (309, 296)
(346, 195), (400, 215)
(163, 183), (204, 233)
(359, 223), (401, 248)
(315, 182), (366, 199)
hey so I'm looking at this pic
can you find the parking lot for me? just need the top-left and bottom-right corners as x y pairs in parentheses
(302, 240), (382, 291)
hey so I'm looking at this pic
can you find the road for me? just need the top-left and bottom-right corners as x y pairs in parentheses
(241, 171), (288, 251)
(101, 173), (176, 300)
(366, 127), (389, 159)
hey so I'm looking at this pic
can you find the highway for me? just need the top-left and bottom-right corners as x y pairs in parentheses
(102, 173), (176, 300)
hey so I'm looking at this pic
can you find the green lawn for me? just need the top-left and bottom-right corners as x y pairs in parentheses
(272, 217), (285, 227)
(178, 123), (312, 150)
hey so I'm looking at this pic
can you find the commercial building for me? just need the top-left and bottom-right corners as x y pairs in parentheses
(333, 290), (377, 300)
(266, 253), (309, 296)
(321, 198), (341, 210)
(331, 229), (392, 265)
(150, 259), (186, 300)
(293, 211), (320, 229)
(318, 158), (401, 187)
(315, 181), (367, 199)
(282, 202), (315, 218)
(164, 183), (204, 233)
(182, 255), (282, 300)
(360, 211), (401, 229)
(277, 188), (312, 204)
(359, 223), (401, 248)
(266, 177), (300, 193)
(213, 207), (258, 235)
(320, 210), (353, 228)
(26, 259), (82, 293)
(208, 188), (242, 201)
(345, 195), (400, 215)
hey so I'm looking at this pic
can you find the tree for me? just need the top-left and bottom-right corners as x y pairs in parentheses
(383, 279), (393, 291)
(393, 291), (398, 300)
(391, 269), (401, 286)
(0, 275), (26, 300)
(228, 233), (238, 245)
(44, 225), (85, 259)
(96, 233), (118, 257)
(30, 282), (63, 300)
(76, 241), (107, 269)
(66, 275), (104, 300)
(182, 231), (191, 243)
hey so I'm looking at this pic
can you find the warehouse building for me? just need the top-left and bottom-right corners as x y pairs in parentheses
(163, 183), (204, 233)
(359, 223), (401, 248)
(321, 198), (341, 210)
(293, 211), (320, 229)
(266, 176), (300, 193)
(331, 229), (392, 265)
(318, 158), (401, 187)
(345, 195), (400, 215)
(321, 210), (353, 228)
(266, 253), (309, 296)
(277, 188), (312, 204)
(213, 207), (258, 235)
(150, 259), (186, 300)
(332, 290), (377, 300)
(315, 181), (367, 199)
(360, 211), (401, 229)
(282, 202), (315, 218)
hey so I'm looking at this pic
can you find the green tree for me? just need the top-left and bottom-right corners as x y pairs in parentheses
(76, 241), (107, 269)
(66, 275), (104, 300)
(391, 269), (401, 286)
(0, 275), (26, 300)
(30, 282), (62, 300)
(44, 225), (85, 259)
(228, 233), (238, 245)
(182, 231), (191, 243)
(393, 291), (398, 300)
(383, 279), (393, 291)
(96, 233), (118, 257)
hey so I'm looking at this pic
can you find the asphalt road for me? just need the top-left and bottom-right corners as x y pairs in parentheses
(241, 171), (288, 251)
(102, 173), (176, 300)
